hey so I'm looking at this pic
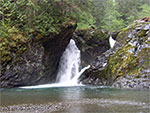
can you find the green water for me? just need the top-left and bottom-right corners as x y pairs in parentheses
(0, 86), (150, 113)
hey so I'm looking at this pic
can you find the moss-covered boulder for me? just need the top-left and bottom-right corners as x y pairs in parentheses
(82, 21), (150, 89)
(110, 21), (150, 89)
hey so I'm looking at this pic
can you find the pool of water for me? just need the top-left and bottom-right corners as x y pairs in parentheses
(0, 86), (149, 113)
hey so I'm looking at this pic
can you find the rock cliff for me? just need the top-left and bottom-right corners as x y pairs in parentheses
(0, 24), (77, 88)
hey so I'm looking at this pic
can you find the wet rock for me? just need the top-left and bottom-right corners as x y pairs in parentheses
(0, 24), (77, 88)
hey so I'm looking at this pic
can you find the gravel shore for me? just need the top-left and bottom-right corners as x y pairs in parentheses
(0, 103), (69, 113)
(0, 98), (149, 113)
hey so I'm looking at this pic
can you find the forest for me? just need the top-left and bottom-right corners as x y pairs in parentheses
(1, 0), (150, 67)
(0, 0), (150, 37)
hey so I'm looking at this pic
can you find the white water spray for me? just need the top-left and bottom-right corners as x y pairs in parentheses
(20, 39), (90, 89)
(109, 35), (116, 48)
(56, 39), (90, 85)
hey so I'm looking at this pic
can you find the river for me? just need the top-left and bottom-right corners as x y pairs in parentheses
(0, 86), (149, 113)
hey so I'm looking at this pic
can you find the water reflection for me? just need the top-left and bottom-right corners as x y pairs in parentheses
(0, 86), (149, 113)
(55, 87), (84, 113)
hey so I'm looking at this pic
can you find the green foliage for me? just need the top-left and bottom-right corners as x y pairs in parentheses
(116, 0), (142, 20)
(90, 0), (106, 27)
(90, 0), (150, 31)
(64, 0), (96, 29)
(0, 0), (68, 65)
(0, 23), (27, 65)
(0, 0), (70, 36)
(76, 12), (96, 29)
(1, 0), (150, 37)
(102, 0), (124, 31)
(93, 30), (109, 40)
(101, 0), (125, 32)
(126, 16), (135, 24)
(137, 4), (150, 19)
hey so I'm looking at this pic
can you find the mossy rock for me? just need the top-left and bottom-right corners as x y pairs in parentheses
(0, 31), (28, 66)
(76, 27), (109, 41)
(107, 21), (150, 83)
(108, 44), (139, 80)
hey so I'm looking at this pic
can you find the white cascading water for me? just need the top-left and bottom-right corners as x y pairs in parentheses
(20, 39), (90, 89)
(56, 39), (90, 85)
(109, 35), (116, 48)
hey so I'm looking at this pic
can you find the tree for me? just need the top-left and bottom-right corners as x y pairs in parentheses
(137, 4), (150, 19)
(90, 0), (106, 28)
(116, 0), (143, 21)
(101, 0), (125, 32)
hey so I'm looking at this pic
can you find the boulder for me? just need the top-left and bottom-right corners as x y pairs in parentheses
(111, 21), (150, 89)
(82, 21), (150, 89)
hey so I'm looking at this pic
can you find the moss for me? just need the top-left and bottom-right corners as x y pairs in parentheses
(116, 28), (129, 45)
(97, 67), (108, 79)
(0, 27), (28, 66)
(108, 44), (139, 80)
(146, 40), (150, 45)
(93, 30), (109, 40)
(62, 21), (76, 28)
(117, 22), (150, 44)
(138, 48), (150, 67)
(76, 28), (109, 41)
(76, 28), (90, 35)
(136, 29), (148, 37)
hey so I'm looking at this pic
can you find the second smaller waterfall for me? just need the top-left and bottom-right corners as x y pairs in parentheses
(109, 35), (116, 48)
(56, 39), (90, 85)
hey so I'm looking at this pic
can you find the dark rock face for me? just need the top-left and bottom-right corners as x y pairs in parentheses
(0, 43), (45, 87)
(81, 49), (113, 86)
(72, 28), (111, 85)
(0, 25), (77, 88)
(73, 29), (110, 67)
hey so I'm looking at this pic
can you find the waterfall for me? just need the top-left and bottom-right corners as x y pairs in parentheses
(20, 39), (90, 89)
(56, 39), (90, 85)
(109, 35), (116, 48)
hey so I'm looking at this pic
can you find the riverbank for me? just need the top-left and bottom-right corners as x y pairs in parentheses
(1, 98), (149, 113)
